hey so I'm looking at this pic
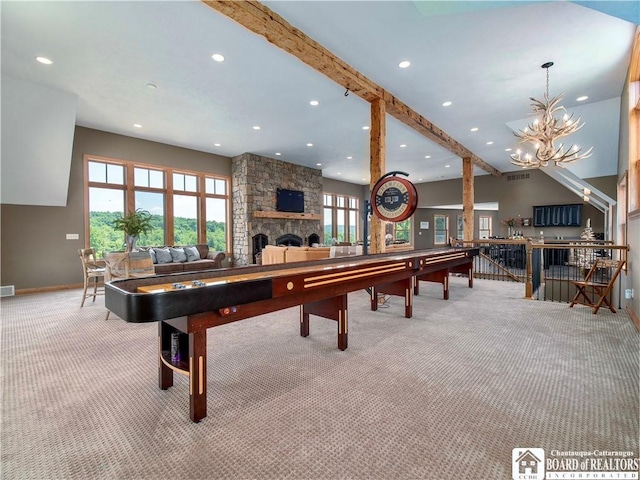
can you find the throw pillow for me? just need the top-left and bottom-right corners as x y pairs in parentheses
(169, 247), (187, 263)
(154, 247), (173, 264)
(184, 246), (200, 262)
(148, 248), (157, 264)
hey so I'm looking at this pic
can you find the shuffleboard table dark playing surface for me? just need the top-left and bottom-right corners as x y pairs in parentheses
(106, 246), (478, 422)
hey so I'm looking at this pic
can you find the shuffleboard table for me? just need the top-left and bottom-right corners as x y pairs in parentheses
(106, 246), (478, 422)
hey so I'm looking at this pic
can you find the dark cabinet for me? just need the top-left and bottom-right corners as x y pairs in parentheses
(533, 204), (582, 227)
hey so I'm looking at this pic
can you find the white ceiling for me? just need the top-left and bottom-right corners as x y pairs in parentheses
(1, 1), (637, 186)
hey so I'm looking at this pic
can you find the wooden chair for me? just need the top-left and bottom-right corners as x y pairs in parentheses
(78, 248), (106, 307)
(569, 258), (625, 314)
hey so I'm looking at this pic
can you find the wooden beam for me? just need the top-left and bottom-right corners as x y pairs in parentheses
(369, 98), (386, 254)
(462, 157), (474, 242)
(202, 0), (501, 177)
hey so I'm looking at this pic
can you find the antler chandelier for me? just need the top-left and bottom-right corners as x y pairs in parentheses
(510, 62), (592, 168)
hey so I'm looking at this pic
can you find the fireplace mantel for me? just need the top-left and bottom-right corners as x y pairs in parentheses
(253, 211), (322, 221)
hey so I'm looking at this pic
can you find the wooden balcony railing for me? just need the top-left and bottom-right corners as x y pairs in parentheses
(453, 239), (628, 304)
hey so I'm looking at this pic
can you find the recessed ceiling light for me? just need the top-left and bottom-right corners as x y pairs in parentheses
(337, 172), (342, 175)
(317, 163), (322, 166)
(470, 127), (479, 132)
(486, 141), (494, 145)
(425, 155), (431, 159)
(400, 144), (407, 148)
(347, 156), (352, 160)
(275, 152), (281, 156)
(576, 96), (588, 102)
(211, 53), (225, 62)
(310, 100), (319, 106)
(307, 143), (313, 147)
(36, 56), (53, 65)
(442, 101), (452, 107)
(418, 178), (423, 182)
(445, 164), (450, 168)
(146, 83), (157, 89)
(252, 126), (261, 130)
(398, 60), (411, 69)
(133, 124), (142, 128)
(362, 126), (370, 130)
(214, 143), (221, 147)
(505, 148), (512, 152)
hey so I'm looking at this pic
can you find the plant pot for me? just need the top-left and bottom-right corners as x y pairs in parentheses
(126, 235), (138, 252)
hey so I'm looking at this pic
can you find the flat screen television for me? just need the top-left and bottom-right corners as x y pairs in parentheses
(276, 188), (304, 213)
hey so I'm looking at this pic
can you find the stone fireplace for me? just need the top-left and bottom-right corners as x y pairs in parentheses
(232, 153), (322, 265)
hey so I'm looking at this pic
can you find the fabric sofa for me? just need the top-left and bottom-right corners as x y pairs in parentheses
(261, 245), (331, 265)
(142, 244), (226, 274)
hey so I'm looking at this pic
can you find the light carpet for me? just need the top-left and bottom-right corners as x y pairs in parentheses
(1, 277), (638, 479)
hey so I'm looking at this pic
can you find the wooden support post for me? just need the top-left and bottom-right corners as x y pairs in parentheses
(462, 157), (474, 242)
(369, 97), (386, 254)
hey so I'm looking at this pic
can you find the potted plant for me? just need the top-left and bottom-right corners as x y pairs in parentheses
(112, 208), (154, 252)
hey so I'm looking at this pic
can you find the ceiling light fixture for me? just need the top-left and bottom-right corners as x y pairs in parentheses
(425, 155), (431, 159)
(133, 124), (142, 128)
(214, 143), (221, 147)
(486, 141), (494, 145)
(362, 126), (370, 130)
(275, 152), (281, 156)
(442, 101), (452, 107)
(470, 127), (479, 132)
(400, 144), (406, 148)
(146, 83), (157, 89)
(36, 56), (53, 65)
(211, 53), (225, 62)
(252, 126), (261, 130)
(307, 143), (313, 147)
(576, 95), (588, 102)
(398, 60), (411, 69)
(310, 100), (319, 106)
(510, 62), (592, 168)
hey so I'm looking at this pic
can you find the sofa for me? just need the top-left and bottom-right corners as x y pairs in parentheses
(261, 245), (331, 265)
(141, 244), (226, 274)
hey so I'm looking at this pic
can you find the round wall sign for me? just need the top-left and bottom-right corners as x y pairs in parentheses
(370, 176), (418, 222)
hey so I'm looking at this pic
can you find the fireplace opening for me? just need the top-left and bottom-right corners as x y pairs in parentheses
(252, 234), (268, 264)
(276, 234), (303, 247)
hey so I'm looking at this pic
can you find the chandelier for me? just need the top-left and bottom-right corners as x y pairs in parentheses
(510, 62), (592, 168)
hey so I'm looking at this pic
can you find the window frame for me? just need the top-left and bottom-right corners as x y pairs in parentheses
(323, 193), (360, 244)
(84, 154), (230, 254)
(434, 214), (449, 245)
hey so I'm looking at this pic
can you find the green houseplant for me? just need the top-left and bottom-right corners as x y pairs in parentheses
(112, 208), (154, 252)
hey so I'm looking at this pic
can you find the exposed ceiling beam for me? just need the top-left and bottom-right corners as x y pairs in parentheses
(202, 0), (502, 177)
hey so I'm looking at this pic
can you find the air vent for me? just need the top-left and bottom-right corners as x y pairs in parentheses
(0, 285), (15, 297)
(507, 173), (531, 181)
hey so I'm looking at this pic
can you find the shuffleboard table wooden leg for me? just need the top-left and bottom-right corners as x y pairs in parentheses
(189, 330), (207, 423)
(370, 286), (378, 312)
(300, 305), (310, 337)
(158, 322), (173, 390)
(443, 274), (449, 300)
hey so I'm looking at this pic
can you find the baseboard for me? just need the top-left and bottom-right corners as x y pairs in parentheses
(626, 304), (640, 332)
(15, 283), (83, 296)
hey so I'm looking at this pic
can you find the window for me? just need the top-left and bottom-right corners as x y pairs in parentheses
(323, 193), (359, 243)
(457, 215), (463, 240)
(434, 215), (449, 245)
(392, 219), (411, 243)
(479, 216), (492, 239)
(84, 155), (229, 255)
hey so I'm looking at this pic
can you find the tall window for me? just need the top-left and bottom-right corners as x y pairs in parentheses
(393, 219), (411, 243)
(457, 215), (464, 240)
(323, 193), (359, 243)
(479, 216), (492, 239)
(85, 155), (229, 255)
(434, 214), (449, 245)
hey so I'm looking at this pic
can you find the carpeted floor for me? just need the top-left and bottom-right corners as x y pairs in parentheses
(1, 277), (638, 479)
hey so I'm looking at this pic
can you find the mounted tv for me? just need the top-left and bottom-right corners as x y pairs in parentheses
(276, 188), (304, 213)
